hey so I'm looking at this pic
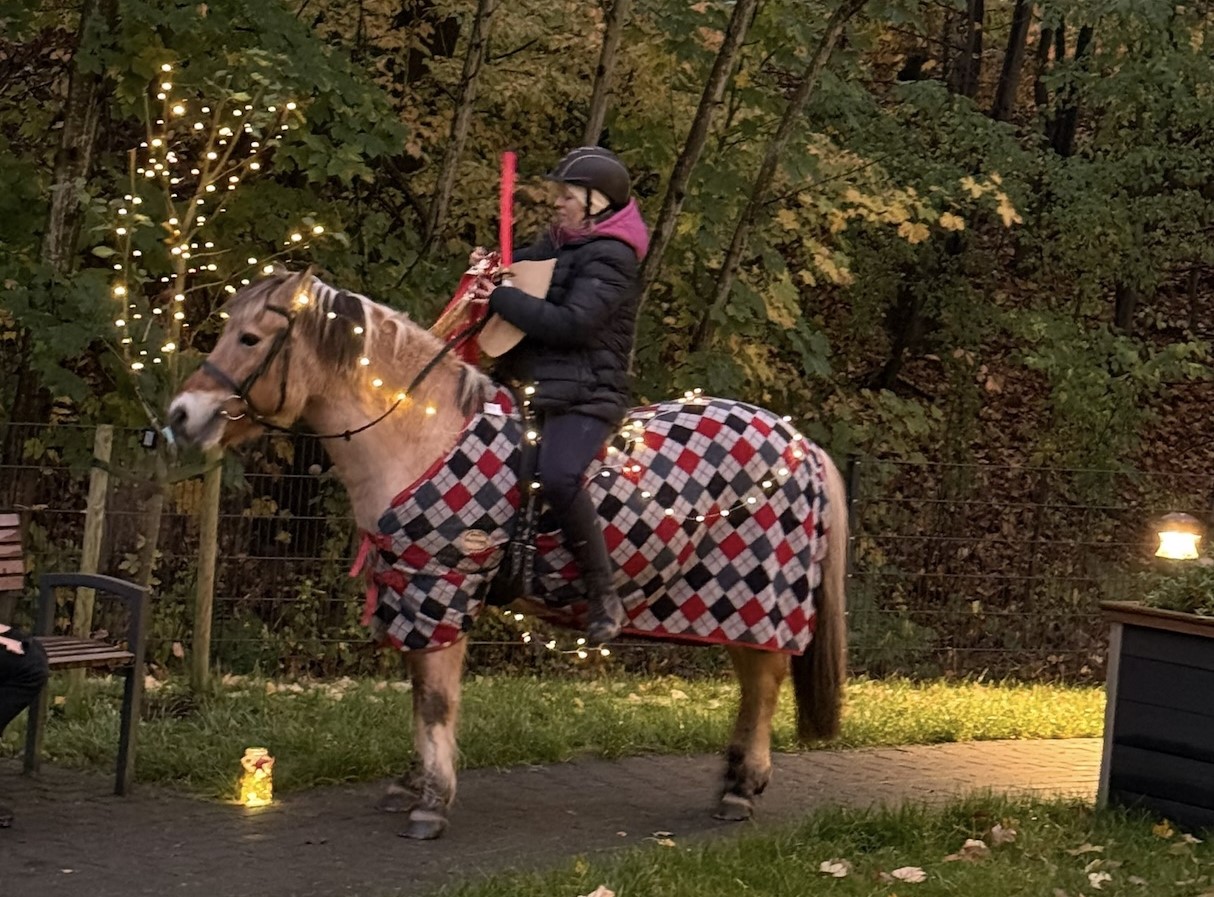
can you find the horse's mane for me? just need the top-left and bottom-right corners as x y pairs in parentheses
(226, 270), (492, 412)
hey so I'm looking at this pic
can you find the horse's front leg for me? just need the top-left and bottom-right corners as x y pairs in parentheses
(397, 638), (467, 840)
(716, 646), (788, 821)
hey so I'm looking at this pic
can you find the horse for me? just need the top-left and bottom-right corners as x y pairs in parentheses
(167, 268), (848, 840)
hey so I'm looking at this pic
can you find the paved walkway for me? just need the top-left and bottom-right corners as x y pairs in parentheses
(3, 739), (1101, 897)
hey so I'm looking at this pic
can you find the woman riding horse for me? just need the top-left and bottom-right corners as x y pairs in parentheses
(470, 146), (651, 646)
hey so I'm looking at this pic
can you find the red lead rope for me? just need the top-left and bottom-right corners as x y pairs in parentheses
(499, 150), (515, 271)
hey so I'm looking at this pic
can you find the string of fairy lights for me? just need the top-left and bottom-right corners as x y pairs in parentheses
(94, 73), (815, 658)
(105, 62), (328, 415)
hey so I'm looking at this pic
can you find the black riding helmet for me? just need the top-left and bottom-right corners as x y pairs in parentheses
(546, 146), (631, 212)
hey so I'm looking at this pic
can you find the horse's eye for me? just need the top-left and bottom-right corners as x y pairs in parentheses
(239, 333), (261, 347)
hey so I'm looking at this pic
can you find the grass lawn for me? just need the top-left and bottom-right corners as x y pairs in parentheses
(0, 675), (1104, 800)
(433, 797), (1212, 897)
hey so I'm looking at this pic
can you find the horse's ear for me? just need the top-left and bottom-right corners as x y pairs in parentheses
(283, 265), (315, 303)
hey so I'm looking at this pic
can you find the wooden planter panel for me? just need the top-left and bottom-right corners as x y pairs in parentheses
(1101, 603), (1214, 831)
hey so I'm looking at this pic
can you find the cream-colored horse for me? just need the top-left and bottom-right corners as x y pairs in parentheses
(168, 269), (848, 840)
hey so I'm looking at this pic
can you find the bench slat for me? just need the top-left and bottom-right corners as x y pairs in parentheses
(35, 636), (135, 670)
(0, 574), (23, 591)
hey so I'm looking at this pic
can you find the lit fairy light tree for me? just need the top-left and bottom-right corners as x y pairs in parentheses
(92, 50), (341, 591)
(99, 51), (332, 430)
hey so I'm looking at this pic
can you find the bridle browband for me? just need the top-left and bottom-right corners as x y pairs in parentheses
(200, 294), (488, 442)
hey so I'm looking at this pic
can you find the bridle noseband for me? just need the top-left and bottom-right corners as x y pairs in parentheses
(199, 295), (487, 442)
(201, 304), (295, 425)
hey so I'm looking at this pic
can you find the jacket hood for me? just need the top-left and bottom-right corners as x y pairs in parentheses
(554, 199), (651, 260)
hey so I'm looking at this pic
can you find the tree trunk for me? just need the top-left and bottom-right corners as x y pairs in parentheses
(991, 0), (1033, 121)
(583, 0), (633, 145)
(43, 0), (117, 271)
(1113, 280), (1139, 334)
(1050, 23), (1092, 157)
(1186, 267), (1201, 333)
(3, 0), (117, 504)
(424, 0), (498, 247)
(636, 0), (761, 302)
(692, 0), (865, 351)
(1032, 24), (1052, 109)
(951, 0), (984, 99)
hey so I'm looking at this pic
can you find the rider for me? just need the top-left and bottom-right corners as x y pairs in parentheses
(1, 623), (49, 828)
(470, 146), (651, 645)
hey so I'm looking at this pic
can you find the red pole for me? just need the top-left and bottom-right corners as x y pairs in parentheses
(499, 151), (516, 270)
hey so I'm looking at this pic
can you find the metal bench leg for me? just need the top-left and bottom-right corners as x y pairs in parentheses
(23, 681), (50, 776)
(115, 663), (144, 796)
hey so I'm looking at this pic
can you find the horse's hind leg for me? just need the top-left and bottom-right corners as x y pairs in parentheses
(381, 638), (466, 840)
(717, 646), (788, 821)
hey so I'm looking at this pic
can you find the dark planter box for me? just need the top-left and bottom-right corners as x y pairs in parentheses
(1099, 601), (1214, 830)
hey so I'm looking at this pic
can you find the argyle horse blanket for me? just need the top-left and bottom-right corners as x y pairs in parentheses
(352, 388), (830, 653)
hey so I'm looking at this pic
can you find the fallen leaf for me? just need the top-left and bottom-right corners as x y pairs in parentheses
(989, 823), (1016, 846)
(1181, 833), (1203, 844)
(819, 859), (852, 878)
(1153, 821), (1174, 838)
(889, 866), (927, 883)
(654, 838), (675, 848)
(669, 689), (688, 701)
(944, 838), (990, 862)
(1066, 843), (1104, 855)
(172, 641), (185, 658)
(1089, 871), (1112, 890)
(577, 887), (615, 897)
(1128, 876), (1148, 886)
(1054, 889), (1071, 897)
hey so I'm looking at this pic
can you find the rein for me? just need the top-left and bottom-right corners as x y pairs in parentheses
(203, 297), (489, 442)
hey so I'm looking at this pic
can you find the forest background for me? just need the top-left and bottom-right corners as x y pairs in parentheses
(1, 0), (1212, 681)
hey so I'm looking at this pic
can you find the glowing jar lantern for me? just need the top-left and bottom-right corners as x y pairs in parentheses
(1155, 512), (1203, 561)
(239, 747), (275, 807)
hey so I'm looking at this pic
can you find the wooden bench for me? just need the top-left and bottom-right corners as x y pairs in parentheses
(1, 513), (150, 795)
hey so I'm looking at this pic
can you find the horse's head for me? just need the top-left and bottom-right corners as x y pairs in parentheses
(168, 267), (365, 449)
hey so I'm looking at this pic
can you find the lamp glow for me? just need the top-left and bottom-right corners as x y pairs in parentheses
(239, 747), (274, 807)
(1156, 512), (1203, 560)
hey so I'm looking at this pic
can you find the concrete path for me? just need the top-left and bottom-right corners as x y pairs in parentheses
(2, 738), (1101, 897)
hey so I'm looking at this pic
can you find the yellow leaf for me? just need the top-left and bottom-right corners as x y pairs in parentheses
(960, 175), (984, 199)
(735, 70), (751, 88)
(1153, 821), (1174, 838)
(775, 208), (799, 231)
(799, 269), (818, 286)
(938, 212), (966, 232)
(996, 194), (1023, 227)
(897, 221), (931, 244)
(883, 203), (910, 224)
(827, 210), (849, 234)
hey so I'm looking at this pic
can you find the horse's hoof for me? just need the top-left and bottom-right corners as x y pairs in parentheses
(399, 810), (448, 840)
(713, 793), (754, 822)
(375, 782), (416, 814)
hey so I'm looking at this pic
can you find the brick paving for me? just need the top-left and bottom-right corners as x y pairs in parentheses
(2, 738), (1101, 897)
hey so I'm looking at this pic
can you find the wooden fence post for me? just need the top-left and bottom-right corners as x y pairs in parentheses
(191, 447), (222, 693)
(69, 424), (113, 696)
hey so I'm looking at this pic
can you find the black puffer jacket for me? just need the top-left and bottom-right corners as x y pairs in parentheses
(489, 228), (641, 425)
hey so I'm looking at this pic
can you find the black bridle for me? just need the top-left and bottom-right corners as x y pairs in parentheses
(201, 297), (489, 442)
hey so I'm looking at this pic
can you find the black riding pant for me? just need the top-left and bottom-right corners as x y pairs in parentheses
(537, 413), (614, 581)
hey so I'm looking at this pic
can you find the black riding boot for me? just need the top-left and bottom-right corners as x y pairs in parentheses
(561, 490), (627, 645)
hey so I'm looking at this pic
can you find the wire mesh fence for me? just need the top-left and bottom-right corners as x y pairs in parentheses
(2, 421), (1207, 681)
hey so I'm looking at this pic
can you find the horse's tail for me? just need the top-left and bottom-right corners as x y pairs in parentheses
(790, 449), (848, 742)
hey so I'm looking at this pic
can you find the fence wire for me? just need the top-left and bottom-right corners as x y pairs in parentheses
(1, 422), (1205, 681)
